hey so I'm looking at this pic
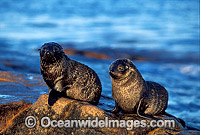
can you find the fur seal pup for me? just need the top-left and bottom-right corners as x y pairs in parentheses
(39, 42), (102, 106)
(109, 58), (168, 119)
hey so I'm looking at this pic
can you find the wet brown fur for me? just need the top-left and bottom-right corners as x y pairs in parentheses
(109, 58), (168, 118)
(39, 42), (102, 106)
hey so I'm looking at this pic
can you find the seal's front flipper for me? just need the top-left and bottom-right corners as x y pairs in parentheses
(53, 78), (64, 92)
(137, 109), (157, 120)
(137, 99), (158, 120)
(48, 90), (63, 106)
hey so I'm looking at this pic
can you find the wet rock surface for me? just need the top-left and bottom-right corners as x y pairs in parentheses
(63, 49), (110, 60)
(0, 101), (32, 133)
(1, 94), (199, 135)
(0, 71), (48, 103)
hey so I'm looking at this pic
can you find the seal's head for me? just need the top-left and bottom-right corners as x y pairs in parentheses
(39, 42), (64, 64)
(109, 58), (137, 80)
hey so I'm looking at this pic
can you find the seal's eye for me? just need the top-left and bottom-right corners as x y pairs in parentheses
(53, 46), (59, 52)
(53, 46), (57, 52)
(42, 48), (47, 53)
(118, 64), (124, 72)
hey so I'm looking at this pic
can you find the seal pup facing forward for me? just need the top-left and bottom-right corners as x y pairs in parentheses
(39, 42), (102, 106)
(109, 58), (168, 119)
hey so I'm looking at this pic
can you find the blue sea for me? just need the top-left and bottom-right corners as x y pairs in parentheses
(0, 0), (199, 129)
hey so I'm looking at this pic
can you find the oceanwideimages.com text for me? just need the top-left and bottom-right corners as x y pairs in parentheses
(25, 116), (175, 130)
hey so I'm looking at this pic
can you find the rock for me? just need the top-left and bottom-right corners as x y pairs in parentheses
(1, 94), (197, 135)
(148, 128), (200, 135)
(63, 49), (110, 60)
(1, 94), (125, 135)
(0, 71), (46, 87)
(0, 71), (27, 83)
(0, 101), (32, 132)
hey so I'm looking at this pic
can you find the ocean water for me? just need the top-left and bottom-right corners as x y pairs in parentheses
(0, 0), (199, 129)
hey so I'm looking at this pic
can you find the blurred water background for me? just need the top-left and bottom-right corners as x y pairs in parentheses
(0, 0), (199, 129)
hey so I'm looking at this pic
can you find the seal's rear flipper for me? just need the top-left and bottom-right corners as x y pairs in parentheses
(163, 112), (186, 127)
(48, 90), (64, 106)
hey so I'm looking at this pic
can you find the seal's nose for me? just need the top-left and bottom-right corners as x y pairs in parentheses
(45, 51), (53, 56)
(46, 51), (50, 55)
(117, 65), (124, 72)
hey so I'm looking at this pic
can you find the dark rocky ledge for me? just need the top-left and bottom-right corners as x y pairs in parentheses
(1, 94), (199, 135)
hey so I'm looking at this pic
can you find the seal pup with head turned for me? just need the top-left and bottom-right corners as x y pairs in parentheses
(39, 42), (102, 106)
(109, 58), (168, 119)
